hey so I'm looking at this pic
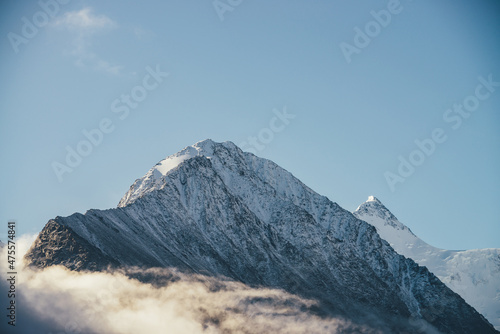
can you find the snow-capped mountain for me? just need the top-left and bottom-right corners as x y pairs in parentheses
(25, 140), (498, 333)
(354, 196), (500, 330)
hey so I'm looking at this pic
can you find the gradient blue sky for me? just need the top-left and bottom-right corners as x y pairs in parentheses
(1, 0), (499, 250)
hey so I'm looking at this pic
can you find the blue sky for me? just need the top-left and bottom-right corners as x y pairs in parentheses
(0, 0), (499, 250)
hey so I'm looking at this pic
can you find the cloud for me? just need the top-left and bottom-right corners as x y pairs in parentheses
(132, 26), (155, 40)
(0, 236), (442, 334)
(52, 7), (122, 75)
(54, 7), (116, 32)
(2, 267), (379, 334)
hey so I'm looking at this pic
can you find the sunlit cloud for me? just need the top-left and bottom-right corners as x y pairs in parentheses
(0, 234), (395, 334)
(14, 267), (359, 334)
(51, 7), (122, 75)
(0, 235), (443, 334)
(54, 7), (116, 31)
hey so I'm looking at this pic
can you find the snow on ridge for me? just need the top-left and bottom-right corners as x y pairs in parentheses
(119, 139), (253, 207)
(148, 139), (243, 179)
(118, 140), (215, 207)
(154, 146), (199, 176)
(152, 139), (216, 178)
(118, 138), (333, 226)
(353, 196), (500, 330)
(356, 195), (382, 211)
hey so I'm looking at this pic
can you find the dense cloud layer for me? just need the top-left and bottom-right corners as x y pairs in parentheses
(0, 235), (440, 334)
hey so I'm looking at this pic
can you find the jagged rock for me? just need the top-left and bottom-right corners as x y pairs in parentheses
(25, 140), (498, 334)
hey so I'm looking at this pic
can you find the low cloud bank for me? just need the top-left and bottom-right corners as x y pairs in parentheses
(0, 235), (439, 334)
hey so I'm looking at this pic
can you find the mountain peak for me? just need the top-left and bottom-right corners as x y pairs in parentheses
(192, 138), (216, 152)
(25, 141), (499, 333)
(354, 196), (413, 235)
(194, 138), (215, 145)
(119, 140), (213, 207)
(193, 139), (239, 152)
(118, 139), (248, 207)
(354, 199), (500, 330)
(367, 195), (381, 204)
(153, 139), (241, 177)
(355, 195), (387, 213)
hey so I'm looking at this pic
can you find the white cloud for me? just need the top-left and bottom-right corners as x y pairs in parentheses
(132, 26), (155, 40)
(5, 266), (373, 334)
(52, 7), (122, 75)
(54, 7), (116, 32)
(0, 235), (442, 334)
(0, 235), (379, 334)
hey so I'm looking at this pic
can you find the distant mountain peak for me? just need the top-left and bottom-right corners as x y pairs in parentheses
(354, 197), (500, 331)
(355, 196), (411, 232)
(355, 196), (427, 246)
(367, 195), (381, 203)
(356, 196), (386, 212)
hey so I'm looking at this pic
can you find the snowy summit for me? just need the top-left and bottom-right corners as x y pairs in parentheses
(354, 196), (500, 330)
(25, 141), (498, 334)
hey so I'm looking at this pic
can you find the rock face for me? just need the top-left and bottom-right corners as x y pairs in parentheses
(25, 139), (498, 334)
(26, 220), (119, 271)
(354, 196), (500, 331)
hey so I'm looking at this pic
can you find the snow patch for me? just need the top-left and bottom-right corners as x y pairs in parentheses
(152, 139), (216, 178)
(354, 197), (500, 330)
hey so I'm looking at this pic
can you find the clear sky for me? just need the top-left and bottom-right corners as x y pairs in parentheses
(0, 0), (499, 250)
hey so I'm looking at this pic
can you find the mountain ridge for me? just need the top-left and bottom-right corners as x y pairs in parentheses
(25, 139), (498, 333)
(354, 196), (500, 330)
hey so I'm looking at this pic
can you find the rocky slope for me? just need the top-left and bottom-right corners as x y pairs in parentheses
(25, 140), (498, 333)
(354, 196), (500, 330)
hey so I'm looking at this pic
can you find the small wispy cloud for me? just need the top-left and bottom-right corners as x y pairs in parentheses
(52, 7), (122, 75)
(132, 26), (155, 40)
(54, 7), (116, 31)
